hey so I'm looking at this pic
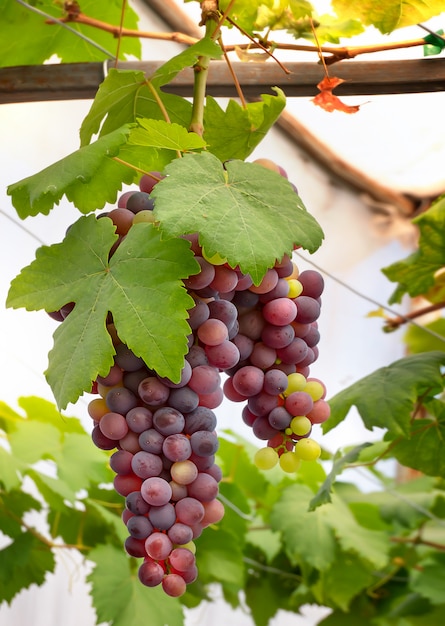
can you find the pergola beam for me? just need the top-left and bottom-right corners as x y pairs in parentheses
(1, 58), (444, 104)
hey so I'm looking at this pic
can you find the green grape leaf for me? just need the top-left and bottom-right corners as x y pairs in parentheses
(8, 420), (62, 465)
(195, 527), (246, 587)
(410, 553), (445, 605)
(319, 552), (374, 611)
(85, 498), (128, 545)
(55, 432), (113, 492)
(270, 483), (338, 570)
(271, 485), (390, 571)
(0, 447), (23, 491)
(3, 397), (111, 496)
(80, 38), (222, 146)
(404, 319), (445, 354)
(217, 436), (270, 508)
(88, 544), (184, 626)
(0, 0), (140, 67)
(371, 476), (443, 528)
(332, 0), (445, 34)
(244, 547), (294, 626)
(46, 494), (124, 549)
(28, 469), (77, 510)
(203, 89), (286, 161)
(129, 119), (207, 151)
(382, 197), (445, 303)
(79, 70), (192, 146)
(255, 0), (313, 31)
(311, 14), (364, 43)
(309, 443), (373, 510)
(0, 532), (56, 605)
(7, 126), (134, 218)
(7, 216), (198, 409)
(324, 351), (445, 438)
(391, 399), (445, 478)
(152, 152), (324, 284)
(0, 490), (42, 539)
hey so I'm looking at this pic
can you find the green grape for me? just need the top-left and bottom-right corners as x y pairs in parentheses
(132, 210), (157, 224)
(304, 380), (324, 401)
(202, 247), (227, 265)
(279, 451), (300, 473)
(254, 447), (279, 470)
(290, 415), (312, 436)
(294, 438), (321, 461)
(282, 372), (307, 397)
(286, 278), (303, 298)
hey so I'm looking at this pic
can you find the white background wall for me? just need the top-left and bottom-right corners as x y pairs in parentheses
(1, 1), (445, 624)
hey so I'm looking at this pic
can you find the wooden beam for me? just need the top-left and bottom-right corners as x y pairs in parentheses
(1, 59), (444, 104)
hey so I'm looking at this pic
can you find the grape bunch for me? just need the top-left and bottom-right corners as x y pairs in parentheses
(49, 159), (329, 596)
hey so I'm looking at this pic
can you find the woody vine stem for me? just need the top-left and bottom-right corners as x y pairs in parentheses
(189, 1), (220, 136)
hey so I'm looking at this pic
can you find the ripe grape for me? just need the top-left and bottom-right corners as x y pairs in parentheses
(138, 559), (165, 587)
(99, 412), (128, 440)
(152, 407), (185, 435)
(162, 573), (187, 597)
(140, 476), (172, 506)
(127, 515), (153, 540)
(145, 532), (173, 561)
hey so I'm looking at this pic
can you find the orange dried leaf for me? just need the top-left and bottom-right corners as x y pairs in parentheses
(312, 75), (360, 114)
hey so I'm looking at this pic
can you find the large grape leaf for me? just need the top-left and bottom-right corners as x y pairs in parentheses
(391, 399), (445, 478)
(203, 89), (286, 161)
(7, 126), (135, 218)
(88, 544), (184, 626)
(7, 216), (198, 409)
(80, 38), (222, 145)
(318, 552), (375, 611)
(0, 532), (56, 605)
(382, 197), (445, 304)
(324, 351), (445, 438)
(332, 0), (445, 34)
(152, 152), (324, 284)
(270, 484), (390, 571)
(0, 0), (140, 67)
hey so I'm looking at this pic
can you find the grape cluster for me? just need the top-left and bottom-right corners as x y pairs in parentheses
(49, 160), (329, 596)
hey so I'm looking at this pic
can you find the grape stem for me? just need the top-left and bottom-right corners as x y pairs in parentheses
(189, 4), (220, 136)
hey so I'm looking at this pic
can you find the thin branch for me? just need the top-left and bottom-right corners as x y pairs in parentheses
(384, 301), (445, 331)
(391, 535), (445, 551)
(223, 37), (431, 65)
(224, 16), (291, 75)
(243, 556), (302, 580)
(113, 0), (127, 68)
(218, 34), (247, 108)
(45, 5), (435, 66)
(52, 10), (198, 46)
